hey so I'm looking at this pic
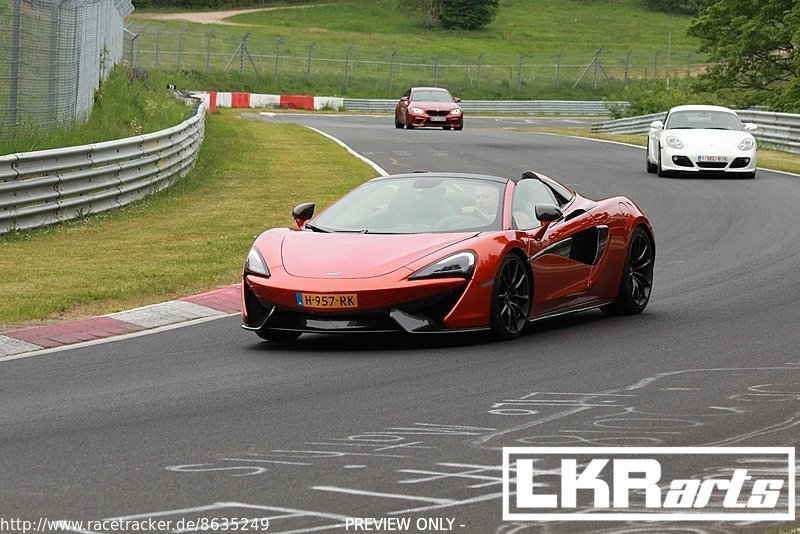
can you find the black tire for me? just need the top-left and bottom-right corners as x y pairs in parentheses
(601, 226), (654, 316)
(646, 146), (657, 173)
(394, 117), (403, 129)
(489, 253), (531, 340)
(443, 126), (451, 130)
(656, 147), (670, 177)
(742, 170), (756, 179)
(256, 329), (302, 342)
(454, 125), (463, 131)
(406, 121), (415, 129)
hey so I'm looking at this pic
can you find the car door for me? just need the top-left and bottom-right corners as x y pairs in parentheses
(512, 179), (597, 317)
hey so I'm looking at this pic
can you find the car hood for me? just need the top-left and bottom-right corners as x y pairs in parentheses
(410, 100), (459, 111)
(665, 129), (751, 148)
(281, 231), (477, 278)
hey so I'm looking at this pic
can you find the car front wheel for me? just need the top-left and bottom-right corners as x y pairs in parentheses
(657, 147), (670, 177)
(490, 253), (531, 340)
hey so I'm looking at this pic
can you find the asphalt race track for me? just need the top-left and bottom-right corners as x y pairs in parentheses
(1, 114), (799, 533)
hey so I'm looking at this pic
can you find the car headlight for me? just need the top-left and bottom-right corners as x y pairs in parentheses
(449, 108), (462, 116)
(664, 135), (684, 149)
(738, 137), (755, 150)
(244, 247), (270, 277)
(409, 251), (475, 280)
(409, 107), (424, 115)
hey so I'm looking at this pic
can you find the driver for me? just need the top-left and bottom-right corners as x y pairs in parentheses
(462, 185), (499, 222)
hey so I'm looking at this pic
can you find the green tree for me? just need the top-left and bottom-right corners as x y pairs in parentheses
(643, 0), (709, 16)
(439, 0), (499, 30)
(687, 0), (800, 110)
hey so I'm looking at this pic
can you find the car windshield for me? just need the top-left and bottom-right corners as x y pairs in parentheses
(410, 90), (453, 102)
(665, 110), (743, 131)
(311, 177), (504, 234)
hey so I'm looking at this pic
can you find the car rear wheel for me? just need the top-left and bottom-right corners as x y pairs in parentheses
(646, 147), (657, 173)
(601, 226), (654, 316)
(256, 329), (302, 342)
(490, 254), (531, 340)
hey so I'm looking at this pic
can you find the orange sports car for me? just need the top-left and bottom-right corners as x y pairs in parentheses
(242, 171), (654, 342)
(395, 87), (463, 130)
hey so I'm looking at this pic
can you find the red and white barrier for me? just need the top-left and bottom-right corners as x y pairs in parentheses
(192, 91), (343, 112)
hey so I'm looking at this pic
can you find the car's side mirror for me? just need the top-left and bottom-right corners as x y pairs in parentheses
(453, 97), (461, 103)
(535, 204), (563, 223)
(650, 120), (664, 130)
(292, 202), (315, 229)
(744, 123), (757, 132)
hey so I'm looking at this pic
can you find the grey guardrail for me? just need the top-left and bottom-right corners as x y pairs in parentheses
(343, 99), (625, 116)
(0, 99), (205, 234)
(591, 110), (800, 154)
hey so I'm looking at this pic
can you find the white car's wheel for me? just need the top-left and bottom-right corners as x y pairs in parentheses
(656, 147), (670, 177)
(646, 146), (657, 174)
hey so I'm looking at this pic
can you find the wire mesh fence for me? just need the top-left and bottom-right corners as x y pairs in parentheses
(123, 23), (708, 98)
(0, 0), (133, 140)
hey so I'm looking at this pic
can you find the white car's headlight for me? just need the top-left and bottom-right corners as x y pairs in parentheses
(664, 135), (684, 149)
(409, 107), (424, 115)
(409, 251), (475, 280)
(449, 108), (462, 116)
(738, 137), (755, 150)
(244, 247), (270, 277)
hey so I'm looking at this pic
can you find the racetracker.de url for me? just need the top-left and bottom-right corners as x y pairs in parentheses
(0, 517), (270, 533)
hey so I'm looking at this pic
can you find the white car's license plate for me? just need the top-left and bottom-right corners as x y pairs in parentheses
(697, 155), (728, 162)
(429, 116), (446, 122)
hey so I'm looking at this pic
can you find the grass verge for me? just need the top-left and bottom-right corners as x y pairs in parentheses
(0, 67), (189, 155)
(0, 109), (376, 327)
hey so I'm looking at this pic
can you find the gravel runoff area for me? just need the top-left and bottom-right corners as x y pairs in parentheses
(129, 4), (319, 25)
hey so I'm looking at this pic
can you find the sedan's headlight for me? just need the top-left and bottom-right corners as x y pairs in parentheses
(738, 136), (755, 150)
(449, 108), (462, 116)
(409, 251), (475, 280)
(244, 247), (270, 277)
(409, 107), (424, 114)
(664, 134), (684, 149)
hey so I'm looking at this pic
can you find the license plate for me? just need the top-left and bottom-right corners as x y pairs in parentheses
(697, 155), (728, 162)
(296, 292), (358, 309)
(429, 116), (446, 122)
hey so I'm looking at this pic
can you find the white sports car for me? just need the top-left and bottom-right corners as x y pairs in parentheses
(646, 105), (758, 179)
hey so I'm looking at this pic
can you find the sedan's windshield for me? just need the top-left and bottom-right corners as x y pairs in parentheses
(665, 110), (743, 131)
(311, 177), (504, 234)
(410, 90), (453, 102)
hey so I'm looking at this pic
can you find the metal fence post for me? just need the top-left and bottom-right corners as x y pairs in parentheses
(306, 42), (315, 82)
(205, 31), (213, 70)
(624, 49), (632, 85)
(388, 50), (397, 92)
(433, 55), (439, 86)
(344, 45), (354, 89)
(555, 52), (561, 88)
(477, 53), (484, 89)
(177, 28), (186, 69)
(48, 0), (61, 123)
(9, 0), (22, 127)
(275, 37), (283, 78)
(654, 50), (660, 78)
